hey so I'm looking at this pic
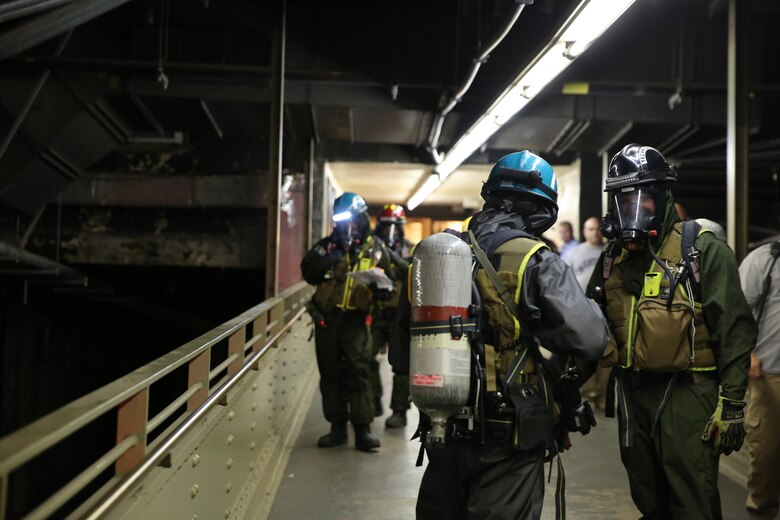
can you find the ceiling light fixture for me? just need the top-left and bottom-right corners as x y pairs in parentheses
(406, 0), (636, 210)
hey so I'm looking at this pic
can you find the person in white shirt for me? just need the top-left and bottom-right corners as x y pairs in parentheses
(565, 217), (603, 291)
(565, 217), (608, 409)
(739, 240), (780, 520)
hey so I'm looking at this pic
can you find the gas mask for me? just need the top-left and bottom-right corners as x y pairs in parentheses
(377, 222), (403, 247)
(602, 186), (666, 251)
(333, 213), (369, 249)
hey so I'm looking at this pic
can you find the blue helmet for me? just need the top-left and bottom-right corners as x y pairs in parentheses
(481, 151), (558, 209)
(333, 192), (368, 222)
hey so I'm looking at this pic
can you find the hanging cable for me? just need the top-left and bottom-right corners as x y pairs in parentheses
(157, 0), (170, 90)
(427, 0), (531, 164)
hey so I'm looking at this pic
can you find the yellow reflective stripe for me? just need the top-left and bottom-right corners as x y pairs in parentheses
(620, 379), (630, 446)
(343, 241), (379, 310)
(623, 295), (637, 368)
(512, 242), (548, 340)
(689, 366), (717, 372)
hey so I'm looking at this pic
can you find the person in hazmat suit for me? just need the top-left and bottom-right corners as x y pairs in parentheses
(369, 203), (415, 428)
(392, 150), (610, 519)
(586, 143), (757, 519)
(301, 192), (394, 452)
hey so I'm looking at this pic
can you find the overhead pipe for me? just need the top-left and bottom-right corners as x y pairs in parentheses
(427, 0), (531, 164)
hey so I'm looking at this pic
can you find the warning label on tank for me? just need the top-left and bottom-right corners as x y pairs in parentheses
(412, 374), (444, 387)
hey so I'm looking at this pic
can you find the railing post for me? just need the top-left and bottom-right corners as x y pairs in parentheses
(187, 350), (210, 411)
(228, 326), (246, 376)
(115, 388), (148, 475)
(269, 302), (284, 346)
(251, 314), (267, 370)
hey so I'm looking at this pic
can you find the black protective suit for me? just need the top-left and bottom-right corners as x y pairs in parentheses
(391, 211), (609, 520)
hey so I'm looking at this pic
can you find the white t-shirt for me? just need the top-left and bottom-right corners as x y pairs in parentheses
(739, 242), (780, 374)
(565, 242), (603, 292)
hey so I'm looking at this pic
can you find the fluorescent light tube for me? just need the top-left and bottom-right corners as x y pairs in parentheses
(559, 0), (636, 57)
(407, 0), (637, 209)
(407, 174), (442, 210)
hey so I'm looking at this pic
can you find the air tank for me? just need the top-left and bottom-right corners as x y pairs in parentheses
(410, 232), (473, 445)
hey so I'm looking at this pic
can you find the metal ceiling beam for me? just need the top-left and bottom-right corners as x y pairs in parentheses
(0, 30), (71, 164)
(544, 119), (575, 155)
(596, 121), (633, 157)
(555, 120), (591, 156)
(657, 123), (699, 155)
(200, 100), (223, 140)
(0, 241), (85, 282)
(0, 0), (134, 61)
(130, 95), (165, 136)
(0, 0), (76, 23)
(12, 56), (446, 90)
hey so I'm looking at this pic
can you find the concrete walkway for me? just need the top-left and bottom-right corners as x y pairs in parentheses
(270, 354), (750, 519)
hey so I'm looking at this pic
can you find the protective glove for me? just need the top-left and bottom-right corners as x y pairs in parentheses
(701, 396), (746, 455)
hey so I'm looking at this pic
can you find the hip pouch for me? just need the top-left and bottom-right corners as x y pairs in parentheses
(508, 382), (554, 451)
(633, 299), (693, 372)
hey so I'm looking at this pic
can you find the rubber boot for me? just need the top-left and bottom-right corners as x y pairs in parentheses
(317, 421), (348, 448)
(385, 410), (407, 428)
(354, 424), (380, 452)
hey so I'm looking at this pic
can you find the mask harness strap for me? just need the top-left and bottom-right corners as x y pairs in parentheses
(467, 230), (565, 520)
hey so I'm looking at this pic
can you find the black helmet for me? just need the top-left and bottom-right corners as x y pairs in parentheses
(605, 144), (677, 191)
(602, 144), (676, 251)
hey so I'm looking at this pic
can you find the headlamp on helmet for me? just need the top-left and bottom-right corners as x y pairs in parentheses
(332, 192), (369, 248)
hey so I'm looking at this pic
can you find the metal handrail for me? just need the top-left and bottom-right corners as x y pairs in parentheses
(84, 305), (309, 519)
(0, 280), (312, 519)
(25, 436), (139, 520)
(146, 383), (203, 434)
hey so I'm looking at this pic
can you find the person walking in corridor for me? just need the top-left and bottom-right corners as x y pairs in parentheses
(395, 151), (609, 519)
(740, 240), (780, 520)
(301, 192), (393, 452)
(370, 203), (414, 428)
(588, 144), (757, 519)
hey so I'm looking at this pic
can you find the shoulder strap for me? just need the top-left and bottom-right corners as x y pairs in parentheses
(467, 231), (566, 520)
(467, 230), (540, 389)
(756, 243), (780, 322)
(681, 220), (703, 300)
(467, 230), (525, 330)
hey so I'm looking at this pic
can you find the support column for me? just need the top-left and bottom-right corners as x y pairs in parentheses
(266, 1), (286, 299)
(727, 0), (749, 260)
(579, 153), (604, 229)
(307, 138), (315, 249)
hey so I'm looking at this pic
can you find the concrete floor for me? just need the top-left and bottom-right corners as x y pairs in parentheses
(270, 355), (751, 519)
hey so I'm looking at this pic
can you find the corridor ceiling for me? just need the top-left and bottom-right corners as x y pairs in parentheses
(1, 0), (779, 219)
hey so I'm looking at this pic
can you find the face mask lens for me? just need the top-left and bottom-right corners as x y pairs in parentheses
(615, 190), (657, 229)
(380, 223), (396, 243)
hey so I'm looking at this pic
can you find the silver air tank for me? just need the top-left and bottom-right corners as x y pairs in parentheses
(410, 232), (473, 445)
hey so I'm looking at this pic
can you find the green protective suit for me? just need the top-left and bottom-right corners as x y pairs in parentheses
(301, 233), (392, 427)
(586, 192), (757, 519)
